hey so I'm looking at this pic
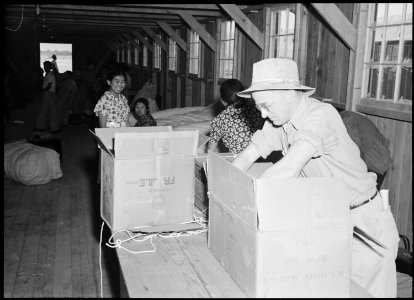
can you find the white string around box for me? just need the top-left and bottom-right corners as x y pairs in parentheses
(105, 207), (208, 254)
(99, 208), (208, 297)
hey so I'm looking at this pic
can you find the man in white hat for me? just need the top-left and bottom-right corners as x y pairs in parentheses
(232, 58), (399, 298)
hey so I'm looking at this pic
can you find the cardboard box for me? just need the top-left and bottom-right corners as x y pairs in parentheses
(194, 152), (235, 212)
(92, 127), (199, 232)
(207, 152), (352, 298)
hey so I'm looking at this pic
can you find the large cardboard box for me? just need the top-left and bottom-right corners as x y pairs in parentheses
(92, 127), (199, 232)
(207, 152), (352, 298)
(194, 152), (235, 212)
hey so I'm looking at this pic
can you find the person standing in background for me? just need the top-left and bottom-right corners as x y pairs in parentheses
(35, 61), (59, 132)
(55, 71), (78, 130)
(94, 68), (130, 128)
(51, 54), (59, 74)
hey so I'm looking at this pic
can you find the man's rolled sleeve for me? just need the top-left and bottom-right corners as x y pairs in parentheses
(291, 108), (338, 157)
(250, 121), (283, 158)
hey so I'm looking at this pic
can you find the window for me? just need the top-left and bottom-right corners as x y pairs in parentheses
(269, 6), (296, 59)
(127, 47), (131, 65)
(219, 20), (235, 78)
(154, 34), (162, 69)
(39, 43), (72, 72)
(143, 38), (148, 67)
(121, 46), (125, 62)
(189, 29), (200, 75)
(362, 3), (412, 104)
(134, 39), (139, 66)
(117, 49), (120, 63)
(169, 38), (177, 72)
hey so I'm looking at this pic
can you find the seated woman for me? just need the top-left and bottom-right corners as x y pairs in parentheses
(208, 79), (265, 155)
(132, 97), (157, 127)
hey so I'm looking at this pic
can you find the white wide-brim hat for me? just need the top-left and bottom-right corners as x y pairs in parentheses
(237, 58), (315, 98)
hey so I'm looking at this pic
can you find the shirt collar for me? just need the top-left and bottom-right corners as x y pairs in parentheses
(289, 94), (310, 130)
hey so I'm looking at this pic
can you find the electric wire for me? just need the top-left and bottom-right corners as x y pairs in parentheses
(5, 5), (24, 32)
(99, 208), (208, 298)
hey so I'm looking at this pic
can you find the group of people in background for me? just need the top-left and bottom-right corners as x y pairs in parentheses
(32, 55), (150, 133)
(93, 66), (157, 128)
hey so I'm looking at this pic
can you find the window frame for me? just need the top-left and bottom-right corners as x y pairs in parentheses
(189, 29), (200, 76)
(134, 39), (139, 66)
(127, 47), (131, 66)
(268, 3), (298, 60)
(168, 37), (177, 72)
(143, 38), (148, 68)
(356, 3), (412, 122)
(154, 34), (162, 70)
(218, 19), (235, 79)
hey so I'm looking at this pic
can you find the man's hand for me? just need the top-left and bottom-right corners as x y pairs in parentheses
(259, 139), (315, 179)
(232, 143), (260, 172)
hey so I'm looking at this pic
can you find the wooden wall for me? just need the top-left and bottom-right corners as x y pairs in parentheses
(236, 10), (264, 89)
(366, 115), (412, 247)
(304, 3), (354, 107)
(183, 21), (216, 109)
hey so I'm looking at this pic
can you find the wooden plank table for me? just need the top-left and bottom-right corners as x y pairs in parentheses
(114, 230), (373, 298)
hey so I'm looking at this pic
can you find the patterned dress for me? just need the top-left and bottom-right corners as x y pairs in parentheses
(134, 113), (157, 127)
(94, 91), (130, 124)
(209, 104), (264, 154)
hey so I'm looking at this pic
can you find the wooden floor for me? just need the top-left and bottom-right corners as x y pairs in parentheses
(4, 101), (120, 297)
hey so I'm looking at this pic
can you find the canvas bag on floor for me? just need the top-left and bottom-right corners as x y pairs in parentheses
(4, 139), (63, 185)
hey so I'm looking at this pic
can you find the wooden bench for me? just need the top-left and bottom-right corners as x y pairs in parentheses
(115, 229), (373, 298)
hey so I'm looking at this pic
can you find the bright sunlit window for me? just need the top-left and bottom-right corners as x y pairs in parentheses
(143, 37), (148, 67)
(154, 34), (162, 70)
(189, 29), (200, 75)
(134, 39), (139, 66)
(169, 38), (177, 72)
(362, 3), (412, 103)
(219, 20), (235, 79)
(269, 6), (296, 59)
(39, 43), (72, 73)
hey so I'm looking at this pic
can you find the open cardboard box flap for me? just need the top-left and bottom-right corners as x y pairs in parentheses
(114, 130), (199, 159)
(92, 127), (199, 159)
(93, 126), (173, 154)
(207, 151), (350, 232)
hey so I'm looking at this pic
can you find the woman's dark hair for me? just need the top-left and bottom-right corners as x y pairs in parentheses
(107, 68), (127, 82)
(132, 97), (150, 120)
(220, 79), (247, 109)
(134, 97), (149, 111)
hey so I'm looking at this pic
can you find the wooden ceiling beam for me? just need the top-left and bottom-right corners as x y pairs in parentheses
(218, 4), (264, 50)
(156, 21), (187, 52)
(118, 35), (135, 52)
(122, 33), (141, 52)
(109, 37), (121, 50)
(105, 39), (117, 52)
(141, 26), (168, 52)
(179, 12), (216, 52)
(115, 4), (221, 11)
(38, 17), (177, 27)
(37, 8), (182, 20)
(113, 36), (127, 52)
(310, 3), (357, 51)
(38, 4), (222, 17)
(130, 30), (153, 52)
